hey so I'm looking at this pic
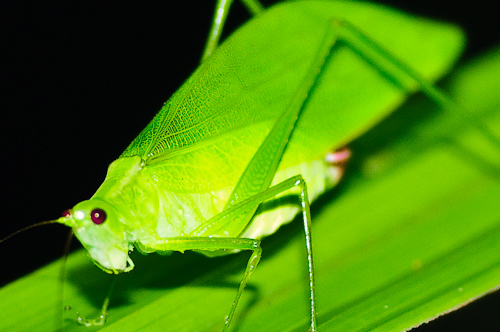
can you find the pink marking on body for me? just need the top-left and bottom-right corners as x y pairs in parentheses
(325, 147), (351, 165)
(324, 147), (351, 185)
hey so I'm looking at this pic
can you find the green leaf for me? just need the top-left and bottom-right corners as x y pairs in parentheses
(2, 34), (500, 332)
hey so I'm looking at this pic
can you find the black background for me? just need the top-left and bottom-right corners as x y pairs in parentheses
(1, 1), (499, 330)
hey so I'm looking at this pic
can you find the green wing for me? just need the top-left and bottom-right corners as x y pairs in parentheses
(121, 1), (464, 193)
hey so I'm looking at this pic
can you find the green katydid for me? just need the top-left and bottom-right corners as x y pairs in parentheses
(2, 0), (500, 331)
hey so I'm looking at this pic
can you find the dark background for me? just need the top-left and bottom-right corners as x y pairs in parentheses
(1, 1), (499, 330)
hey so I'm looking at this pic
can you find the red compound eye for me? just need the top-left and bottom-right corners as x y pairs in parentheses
(90, 208), (107, 225)
(61, 209), (71, 217)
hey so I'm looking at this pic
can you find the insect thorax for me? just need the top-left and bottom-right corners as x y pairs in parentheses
(89, 154), (342, 255)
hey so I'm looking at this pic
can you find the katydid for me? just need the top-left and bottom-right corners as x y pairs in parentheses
(2, 0), (499, 331)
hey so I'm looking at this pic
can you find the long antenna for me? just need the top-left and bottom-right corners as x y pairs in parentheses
(0, 220), (59, 243)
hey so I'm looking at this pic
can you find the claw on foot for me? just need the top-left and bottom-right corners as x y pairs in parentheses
(65, 305), (108, 327)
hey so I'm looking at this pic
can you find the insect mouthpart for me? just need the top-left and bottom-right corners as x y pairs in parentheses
(86, 244), (133, 274)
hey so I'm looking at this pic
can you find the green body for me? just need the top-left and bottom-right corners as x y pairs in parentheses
(11, 1), (500, 331)
(58, 0), (463, 274)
